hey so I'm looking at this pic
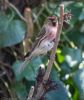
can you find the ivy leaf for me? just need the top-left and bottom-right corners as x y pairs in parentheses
(62, 48), (82, 68)
(0, 11), (26, 47)
(11, 83), (27, 100)
(44, 67), (69, 100)
(24, 56), (44, 81)
(68, 32), (84, 48)
(12, 56), (44, 81)
(79, 8), (84, 20)
(73, 68), (84, 100)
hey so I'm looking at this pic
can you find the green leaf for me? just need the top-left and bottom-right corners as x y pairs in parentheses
(11, 83), (27, 100)
(62, 48), (82, 68)
(12, 56), (44, 81)
(60, 62), (71, 74)
(44, 86), (69, 100)
(12, 60), (24, 81)
(0, 12), (26, 47)
(57, 53), (65, 63)
(68, 32), (84, 48)
(73, 68), (84, 100)
(44, 67), (69, 100)
(24, 56), (44, 81)
(79, 8), (84, 20)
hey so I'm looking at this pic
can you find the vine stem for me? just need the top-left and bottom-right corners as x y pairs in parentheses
(5, 0), (27, 23)
(31, 4), (64, 100)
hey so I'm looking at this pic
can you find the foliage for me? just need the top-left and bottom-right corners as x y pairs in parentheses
(0, 0), (84, 100)
(0, 9), (26, 47)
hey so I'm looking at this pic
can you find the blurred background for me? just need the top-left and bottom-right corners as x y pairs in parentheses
(0, 0), (84, 100)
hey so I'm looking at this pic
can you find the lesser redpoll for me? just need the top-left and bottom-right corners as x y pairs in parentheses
(18, 16), (58, 73)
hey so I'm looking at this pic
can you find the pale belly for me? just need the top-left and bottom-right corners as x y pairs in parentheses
(31, 41), (54, 56)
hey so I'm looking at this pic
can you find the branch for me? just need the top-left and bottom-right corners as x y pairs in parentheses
(0, 0), (8, 10)
(43, 4), (64, 81)
(32, 4), (64, 100)
(0, 60), (11, 68)
(23, 7), (34, 55)
(24, 8), (34, 38)
(5, 0), (27, 23)
(27, 86), (34, 100)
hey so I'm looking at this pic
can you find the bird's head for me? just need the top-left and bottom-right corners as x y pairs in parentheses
(46, 16), (58, 26)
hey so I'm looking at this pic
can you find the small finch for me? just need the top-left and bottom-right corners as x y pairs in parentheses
(18, 16), (58, 73)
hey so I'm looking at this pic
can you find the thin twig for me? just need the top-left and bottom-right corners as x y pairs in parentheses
(5, 0), (27, 23)
(0, 71), (6, 77)
(62, 32), (76, 48)
(0, 61), (12, 83)
(33, 7), (45, 23)
(27, 86), (34, 100)
(32, 4), (64, 100)
(0, 60), (11, 68)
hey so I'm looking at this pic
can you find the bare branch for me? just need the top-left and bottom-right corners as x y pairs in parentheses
(23, 8), (34, 55)
(27, 86), (35, 100)
(24, 8), (34, 38)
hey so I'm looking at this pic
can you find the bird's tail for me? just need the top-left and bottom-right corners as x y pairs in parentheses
(18, 55), (32, 74)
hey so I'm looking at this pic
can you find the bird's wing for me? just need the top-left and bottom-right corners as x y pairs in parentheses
(18, 22), (53, 73)
(30, 25), (47, 52)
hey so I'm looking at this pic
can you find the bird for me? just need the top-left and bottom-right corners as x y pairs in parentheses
(18, 16), (59, 73)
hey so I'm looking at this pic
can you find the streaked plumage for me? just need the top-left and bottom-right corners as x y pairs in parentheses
(18, 16), (58, 73)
